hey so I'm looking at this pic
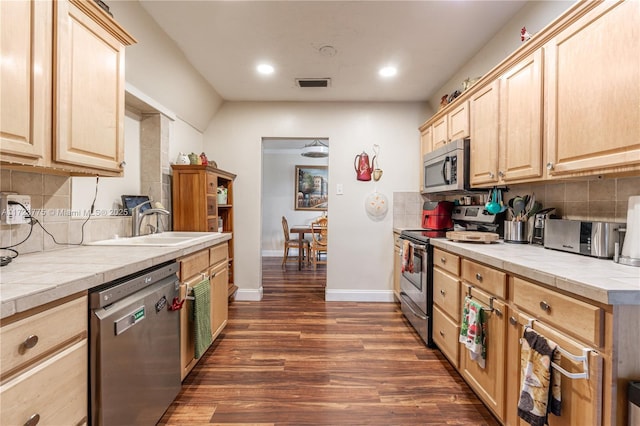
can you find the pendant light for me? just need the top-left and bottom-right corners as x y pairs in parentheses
(301, 140), (329, 158)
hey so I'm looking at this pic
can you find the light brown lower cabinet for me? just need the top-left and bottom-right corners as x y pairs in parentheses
(178, 243), (229, 381)
(430, 248), (634, 425)
(505, 310), (603, 426)
(0, 294), (88, 426)
(459, 283), (507, 422)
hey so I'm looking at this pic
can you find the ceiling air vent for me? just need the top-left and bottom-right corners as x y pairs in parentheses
(296, 78), (331, 88)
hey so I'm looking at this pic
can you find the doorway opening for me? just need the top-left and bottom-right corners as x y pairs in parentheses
(260, 137), (329, 295)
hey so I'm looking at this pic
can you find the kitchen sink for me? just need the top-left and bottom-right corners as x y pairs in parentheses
(87, 232), (222, 247)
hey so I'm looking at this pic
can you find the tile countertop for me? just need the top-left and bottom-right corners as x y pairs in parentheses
(0, 233), (232, 319)
(428, 238), (640, 306)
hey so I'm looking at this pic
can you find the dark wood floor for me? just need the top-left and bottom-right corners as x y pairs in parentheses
(158, 257), (499, 425)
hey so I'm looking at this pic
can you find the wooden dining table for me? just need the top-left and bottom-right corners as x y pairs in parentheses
(289, 225), (320, 270)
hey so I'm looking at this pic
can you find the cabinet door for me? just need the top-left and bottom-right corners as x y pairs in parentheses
(505, 311), (603, 426)
(432, 116), (448, 150)
(0, 340), (87, 426)
(0, 0), (51, 164)
(460, 284), (507, 421)
(53, 0), (126, 173)
(499, 49), (543, 183)
(419, 126), (432, 191)
(469, 80), (500, 186)
(209, 262), (229, 340)
(173, 170), (209, 231)
(448, 101), (470, 141)
(545, 0), (640, 176)
(179, 273), (207, 380)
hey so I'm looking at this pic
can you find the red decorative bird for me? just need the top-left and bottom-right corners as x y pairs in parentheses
(521, 26), (532, 42)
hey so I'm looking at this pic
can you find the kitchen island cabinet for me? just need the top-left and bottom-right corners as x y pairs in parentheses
(0, 0), (135, 176)
(0, 293), (88, 426)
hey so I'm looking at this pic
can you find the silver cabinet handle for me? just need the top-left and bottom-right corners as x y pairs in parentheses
(546, 162), (554, 171)
(540, 301), (551, 312)
(509, 316), (517, 326)
(22, 335), (39, 351)
(475, 272), (483, 282)
(24, 413), (40, 426)
(440, 289), (446, 296)
(439, 330), (445, 337)
(440, 257), (446, 264)
(498, 170), (505, 178)
(488, 172), (495, 179)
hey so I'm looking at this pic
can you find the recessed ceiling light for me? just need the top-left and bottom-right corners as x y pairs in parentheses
(257, 64), (274, 75)
(379, 66), (397, 78)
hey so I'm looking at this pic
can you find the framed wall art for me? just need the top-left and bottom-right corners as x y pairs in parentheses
(294, 165), (328, 211)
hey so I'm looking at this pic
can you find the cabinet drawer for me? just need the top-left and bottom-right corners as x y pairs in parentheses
(0, 339), (87, 426)
(0, 295), (87, 377)
(461, 259), (506, 299)
(433, 305), (460, 369)
(512, 277), (602, 347)
(433, 267), (460, 319)
(206, 172), (217, 194)
(207, 218), (219, 233)
(179, 249), (210, 281)
(210, 242), (228, 266)
(434, 248), (460, 276)
(207, 195), (216, 216)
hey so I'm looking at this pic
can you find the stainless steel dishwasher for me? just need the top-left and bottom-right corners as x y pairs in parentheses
(89, 261), (181, 426)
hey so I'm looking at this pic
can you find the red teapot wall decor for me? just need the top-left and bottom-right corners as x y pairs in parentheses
(354, 151), (373, 181)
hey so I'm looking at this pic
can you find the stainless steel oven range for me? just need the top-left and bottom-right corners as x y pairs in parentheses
(398, 230), (446, 347)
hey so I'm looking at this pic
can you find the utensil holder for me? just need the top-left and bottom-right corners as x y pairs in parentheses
(504, 220), (528, 244)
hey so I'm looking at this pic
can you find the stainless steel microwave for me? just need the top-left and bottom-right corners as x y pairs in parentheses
(422, 138), (470, 194)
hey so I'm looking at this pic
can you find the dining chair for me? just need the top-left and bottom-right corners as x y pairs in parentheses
(310, 216), (328, 269)
(281, 216), (310, 267)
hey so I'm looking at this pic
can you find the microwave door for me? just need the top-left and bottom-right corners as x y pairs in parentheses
(424, 156), (451, 192)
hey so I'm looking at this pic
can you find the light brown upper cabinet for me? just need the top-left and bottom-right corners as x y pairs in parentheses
(0, 1), (52, 165)
(545, 0), (640, 177)
(0, 0), (135, 176)
(498, 49), (544, 183)
(469, 81), (500, 186)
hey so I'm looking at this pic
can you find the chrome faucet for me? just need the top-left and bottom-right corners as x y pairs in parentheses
(131, 200), (171, 236)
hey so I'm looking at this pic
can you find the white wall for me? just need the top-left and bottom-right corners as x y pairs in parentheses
(427, 0), (575, 111)
(170, 119), (205, 165)
(204, 102), (424, 301)
(107, 0), (224, 132)
(262, 150), (328, 255)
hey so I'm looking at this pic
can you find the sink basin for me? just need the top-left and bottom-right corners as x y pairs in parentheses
(87, 232), (222, 247)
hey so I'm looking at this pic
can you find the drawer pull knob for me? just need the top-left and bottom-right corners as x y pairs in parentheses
(509, 316), (517, 326)
(22, 335), (39, 351)
(475, 273), (482, 282)
(439, 330), (445, 337)
(440, 257), (446, 264)
(540, 301), (551, 312)
(440, 289), (446, 296)
(24, 413), (40, 426)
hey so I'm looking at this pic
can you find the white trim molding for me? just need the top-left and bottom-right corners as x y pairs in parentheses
(324, 289), (395, 303)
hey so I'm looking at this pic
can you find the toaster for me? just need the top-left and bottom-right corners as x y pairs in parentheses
(543, 219), (625, 258)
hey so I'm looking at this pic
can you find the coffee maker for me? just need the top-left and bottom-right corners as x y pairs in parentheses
(422, 201), (454, 230)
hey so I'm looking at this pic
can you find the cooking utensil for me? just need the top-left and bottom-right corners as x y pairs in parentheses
(486, 188), (501, 214)
(513, 197), (526, 220)
(498, 189), (507, 213)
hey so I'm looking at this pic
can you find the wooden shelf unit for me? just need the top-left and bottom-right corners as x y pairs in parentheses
(171, 164), (237, 299)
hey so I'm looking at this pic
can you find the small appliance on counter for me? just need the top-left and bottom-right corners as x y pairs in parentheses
(531, 208), (557, 245)
(451, 205), (506, 237)
(544, 219), (624, 258)
(614, 195), (640, 267)
(422, 201), (455, 230)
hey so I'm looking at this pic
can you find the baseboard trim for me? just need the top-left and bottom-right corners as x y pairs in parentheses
(234, 287), (263, 301)
(324, 289), (395, 303)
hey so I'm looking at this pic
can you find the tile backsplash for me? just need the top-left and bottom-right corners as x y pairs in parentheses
(1, 169), (129, 255)
(394, 176), (640, 228)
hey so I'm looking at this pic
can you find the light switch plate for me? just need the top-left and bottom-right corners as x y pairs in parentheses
(336, 184), (344, 195)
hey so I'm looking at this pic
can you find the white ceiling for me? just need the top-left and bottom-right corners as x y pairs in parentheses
(138, 0), (528, 103)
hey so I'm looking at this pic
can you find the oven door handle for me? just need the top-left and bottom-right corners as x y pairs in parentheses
(441, 156), (451, 185)
(400, 291), (428, 320)
(399, 239), (427, 252)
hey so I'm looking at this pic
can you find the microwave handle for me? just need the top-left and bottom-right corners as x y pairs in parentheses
(441, 156), (451, 184)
